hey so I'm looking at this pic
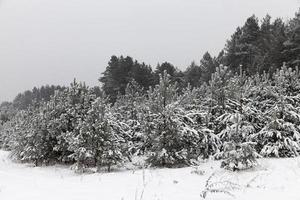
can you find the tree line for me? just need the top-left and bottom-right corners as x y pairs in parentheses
(100, 11), (300, 102)
(4, 10), (300, 109)
(0, 10), (300, 172)
(1, 64), (300, 172)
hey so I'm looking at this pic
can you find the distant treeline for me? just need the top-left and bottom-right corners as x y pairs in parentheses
(100, 12), (300, 101)
(2, 10), (300, 115)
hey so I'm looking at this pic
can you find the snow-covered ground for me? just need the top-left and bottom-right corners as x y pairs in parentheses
(0, 150), (299, 200)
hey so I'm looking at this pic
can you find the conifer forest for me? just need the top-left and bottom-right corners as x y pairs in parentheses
(1, 5), (300, 200)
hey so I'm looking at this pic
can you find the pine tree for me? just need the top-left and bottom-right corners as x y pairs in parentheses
(219, 68), (259, 171)
(184, 62), (203, 88)
(284, 10), (300, 67)
(200, 52), (217, 83)
(100, 56), (154, 102)
(68, 96), (128, 172)
(11, 105), (56, 165)
(257, 16), (287, 74)
(113, 80), (146, 156)
(180, 85), (222, 159)
(145, 72), (201, 167)
(251, 66), (300, 157)
(225, 16), (261, 75)
(10, 80), (98, 166)
(209, 65), (232, 114)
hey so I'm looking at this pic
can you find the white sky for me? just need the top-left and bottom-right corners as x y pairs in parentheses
(0, 0), (299, 102)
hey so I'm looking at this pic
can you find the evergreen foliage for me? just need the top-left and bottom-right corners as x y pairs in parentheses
(3, 9), (300, 173)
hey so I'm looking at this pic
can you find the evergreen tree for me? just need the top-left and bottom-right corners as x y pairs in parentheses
(200, 52), (217, 83)
(225, 15), (260, 75)
(251, 66), (300, 157)
(284, 10), (300, 67)
(13, 85), (63, 110)
(219, 68), (259, 171)
(10, 80), (97, 165)
(0, 102), (17, 124)
(69, 97), (128, 172)
(100, 56), (154, 102)
(146, 72), (201, 167)
(113, 80), (146, 155)
(209, 65), (232, 113)
(155, 62), (176, 78)
(257, 16), (287, 74)
(184, 62), (203, 88)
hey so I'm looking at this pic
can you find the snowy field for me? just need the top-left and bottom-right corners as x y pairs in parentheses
(0, 150), (299, 200)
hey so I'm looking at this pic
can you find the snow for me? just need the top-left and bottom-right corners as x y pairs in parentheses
(0, 150), (300, 200)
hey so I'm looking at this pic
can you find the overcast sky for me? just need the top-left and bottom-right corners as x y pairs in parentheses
(0, 0), (299, 102)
